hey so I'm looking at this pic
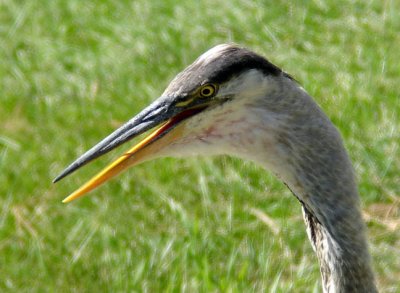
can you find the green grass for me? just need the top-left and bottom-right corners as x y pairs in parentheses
(1, 0), (399, 291)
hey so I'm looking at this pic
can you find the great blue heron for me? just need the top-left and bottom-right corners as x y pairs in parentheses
(54, 44), (377, 292)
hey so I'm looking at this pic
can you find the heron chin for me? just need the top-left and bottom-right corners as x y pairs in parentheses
(54, 44), (377, 292)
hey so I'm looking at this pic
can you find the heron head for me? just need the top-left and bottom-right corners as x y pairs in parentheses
(55, 44), (290, 202)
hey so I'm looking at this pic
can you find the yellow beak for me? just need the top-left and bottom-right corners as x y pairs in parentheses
(62, 118), (185, 203)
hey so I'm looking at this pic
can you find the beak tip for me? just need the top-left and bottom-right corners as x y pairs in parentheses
(62, 195), (75, 203)
(53, 166), (75, 184)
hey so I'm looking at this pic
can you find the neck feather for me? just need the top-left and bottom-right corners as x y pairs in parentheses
(253, 80), (377, 292)
(302, 202), (376, 292)
(286, 143), (376, 292)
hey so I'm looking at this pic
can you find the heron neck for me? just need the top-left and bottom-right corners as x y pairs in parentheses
(299, 193), (377, 292)
(234, 81), (377, 291)
(259, 89), (377, 292)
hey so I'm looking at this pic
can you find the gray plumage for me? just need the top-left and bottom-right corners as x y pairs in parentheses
(56, 44), (378, 292)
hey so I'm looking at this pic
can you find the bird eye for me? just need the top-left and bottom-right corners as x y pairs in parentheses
(200, 84), (217, 98)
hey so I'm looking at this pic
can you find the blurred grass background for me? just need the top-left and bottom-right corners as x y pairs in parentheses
(1, 0), (399, 292)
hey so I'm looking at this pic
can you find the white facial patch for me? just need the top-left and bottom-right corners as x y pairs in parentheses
(218, 69), (276, 99)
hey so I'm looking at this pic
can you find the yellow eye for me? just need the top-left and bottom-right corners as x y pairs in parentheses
(200, 84), (217, 98)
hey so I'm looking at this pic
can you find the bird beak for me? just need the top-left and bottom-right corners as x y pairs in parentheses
(54, 97), (207, 203)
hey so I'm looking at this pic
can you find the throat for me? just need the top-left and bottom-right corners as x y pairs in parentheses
(222, 78), (378, 292)
(249, 82), (378, 291)
(280, 142), (377, 292)
(301, 204), (376, 292)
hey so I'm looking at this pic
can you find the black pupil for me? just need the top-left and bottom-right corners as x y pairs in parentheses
(202, 87), (211, 96)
